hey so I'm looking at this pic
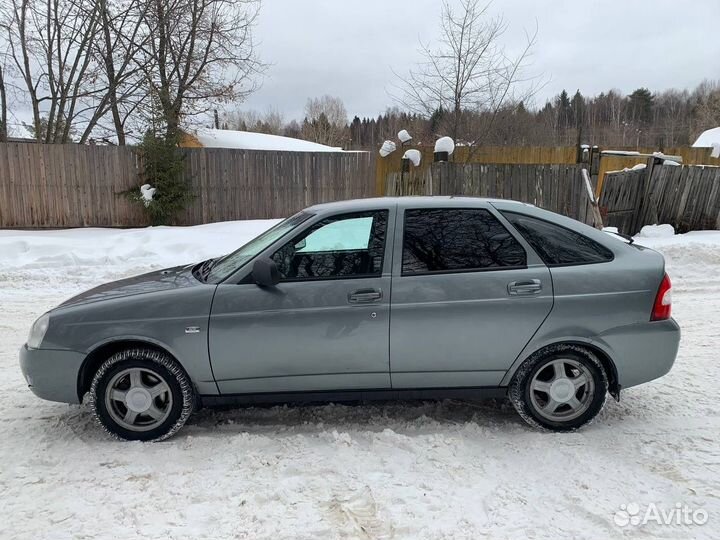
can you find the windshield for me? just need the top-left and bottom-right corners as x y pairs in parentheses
(205, 211), (312, 283)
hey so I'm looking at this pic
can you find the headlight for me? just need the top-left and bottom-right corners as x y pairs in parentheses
(28, 313), (50, 349)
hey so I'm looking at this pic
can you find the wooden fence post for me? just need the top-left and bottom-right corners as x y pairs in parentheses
(582, 168), (604, 229)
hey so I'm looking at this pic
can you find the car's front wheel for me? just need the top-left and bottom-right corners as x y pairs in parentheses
(509, 346), (608, 432)
(89, 348), (194, 441)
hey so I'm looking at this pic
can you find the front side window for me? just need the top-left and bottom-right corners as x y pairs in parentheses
(272, 211), (388, 280)
(402, 208), (526, 275)
(502, 211), (614, 266)
(207, 211), (312, 282)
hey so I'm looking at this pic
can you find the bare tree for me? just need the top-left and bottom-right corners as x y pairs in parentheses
(4, 0), (105, 142)
(224, 107), (284, 133)
(302, 95), (348, 146)
(77, 0), (150, 144)
(392, 0), (540, 145)
(691, 79), (720, 138)
(135, 0), (264, 137)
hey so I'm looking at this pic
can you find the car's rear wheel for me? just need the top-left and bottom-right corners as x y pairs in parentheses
(509, 346), (608, 432)
(89, 348), (194, 441)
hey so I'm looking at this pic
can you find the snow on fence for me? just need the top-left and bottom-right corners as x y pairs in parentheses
(386, 162), (601, 227)
(0, 143), (375, 228)
(599, 158), (720, 234)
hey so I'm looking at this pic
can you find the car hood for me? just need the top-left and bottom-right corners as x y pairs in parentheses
(58, 265), (202, 308)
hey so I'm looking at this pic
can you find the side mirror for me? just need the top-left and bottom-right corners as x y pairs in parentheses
(252, 258), (280, 287)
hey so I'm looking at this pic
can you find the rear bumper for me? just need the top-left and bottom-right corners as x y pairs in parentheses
(19, 344), (85, 404)
(597, 318), (681, 389)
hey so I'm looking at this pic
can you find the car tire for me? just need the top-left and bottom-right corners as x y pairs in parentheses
(89, 348), (195, 442)
(509, 345), (608, 432)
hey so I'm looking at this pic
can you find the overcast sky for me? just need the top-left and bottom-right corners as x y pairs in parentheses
(240, 0), (720, 122)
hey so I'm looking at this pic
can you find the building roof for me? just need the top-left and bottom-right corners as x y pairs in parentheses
(188, 128), (345, 152)
(692, 127), (720, 147)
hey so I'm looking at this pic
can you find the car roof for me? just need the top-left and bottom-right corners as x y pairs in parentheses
(305, 196), (531, 214)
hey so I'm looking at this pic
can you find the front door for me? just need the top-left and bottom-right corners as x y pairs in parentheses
(389, 206), (553, 388)
(209, 209), (394, 394)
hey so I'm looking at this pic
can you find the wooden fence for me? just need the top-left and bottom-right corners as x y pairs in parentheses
(386, 163), (599, 226)
(376, 144), (720, 198)
(597, 167), (647, 234)
(599, 159), (720, 234)
(376, 145), (580, 195)
(0, 143), (376, 228)
(3, 141), (719, 231)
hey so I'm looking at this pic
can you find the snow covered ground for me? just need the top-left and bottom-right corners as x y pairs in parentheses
(1, 221), (718, 539)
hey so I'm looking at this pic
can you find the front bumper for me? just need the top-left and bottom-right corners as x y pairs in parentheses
(19, 344), (85, 404)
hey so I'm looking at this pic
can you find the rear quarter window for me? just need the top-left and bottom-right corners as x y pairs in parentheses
(502, 211), (614, 266)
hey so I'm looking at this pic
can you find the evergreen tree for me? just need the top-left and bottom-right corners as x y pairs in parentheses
(628, 88), (654, 126)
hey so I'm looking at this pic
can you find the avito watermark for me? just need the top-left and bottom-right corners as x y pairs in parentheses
(614, 502), (708, 528)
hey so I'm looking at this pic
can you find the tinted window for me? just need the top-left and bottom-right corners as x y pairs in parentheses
(502, 211), (614, 266)
(402, 208), (526, 275)
(272, 211), (388, 280)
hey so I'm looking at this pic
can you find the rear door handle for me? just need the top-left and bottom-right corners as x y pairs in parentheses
(348, 288), (383, 304)
(507, 279), (542, 296)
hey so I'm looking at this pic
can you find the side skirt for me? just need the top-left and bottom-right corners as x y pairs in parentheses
(199, 386), (508, 408)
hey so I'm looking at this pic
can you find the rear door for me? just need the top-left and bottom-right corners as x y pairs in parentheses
(389, 204), (553, 388)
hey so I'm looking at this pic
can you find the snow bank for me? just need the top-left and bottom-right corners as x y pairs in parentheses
(0, 220), (280, 272)
(637, 224), (675, 238)
(193, 129), (344, 152)
(1, 221), (720, 539)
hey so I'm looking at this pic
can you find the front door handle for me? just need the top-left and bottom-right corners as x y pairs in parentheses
(507, 279), (542, 296)
(348, 288), (383, 304)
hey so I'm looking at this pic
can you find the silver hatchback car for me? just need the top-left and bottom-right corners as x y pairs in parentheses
(20, 197), (680, 441)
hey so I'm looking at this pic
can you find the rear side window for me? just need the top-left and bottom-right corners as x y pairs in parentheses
(502, 211), (614, 266)
(402, 208), (526, 275)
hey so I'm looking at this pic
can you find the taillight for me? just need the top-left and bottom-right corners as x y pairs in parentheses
(651, 273), (672, 321)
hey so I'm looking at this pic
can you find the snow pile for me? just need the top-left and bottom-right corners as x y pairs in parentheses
(0, 220), (280, 273)
(379, 140), (396, 157)
(402, 149), (421, 166)
(601, 150), (641, 156)
(637, 224), (675, 238)
(606, 163), (647, 173)
(663, 159), (681, 166)
(434, 136), (455, 155)
(397, 129), (412, 143)
(193, 129), (344, 152)
(692, 126), (720, 149)
(139, 184), (156, 207)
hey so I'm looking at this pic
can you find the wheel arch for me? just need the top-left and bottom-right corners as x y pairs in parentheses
(505, 340), (620, 400)
(77, 338), (182, 402)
